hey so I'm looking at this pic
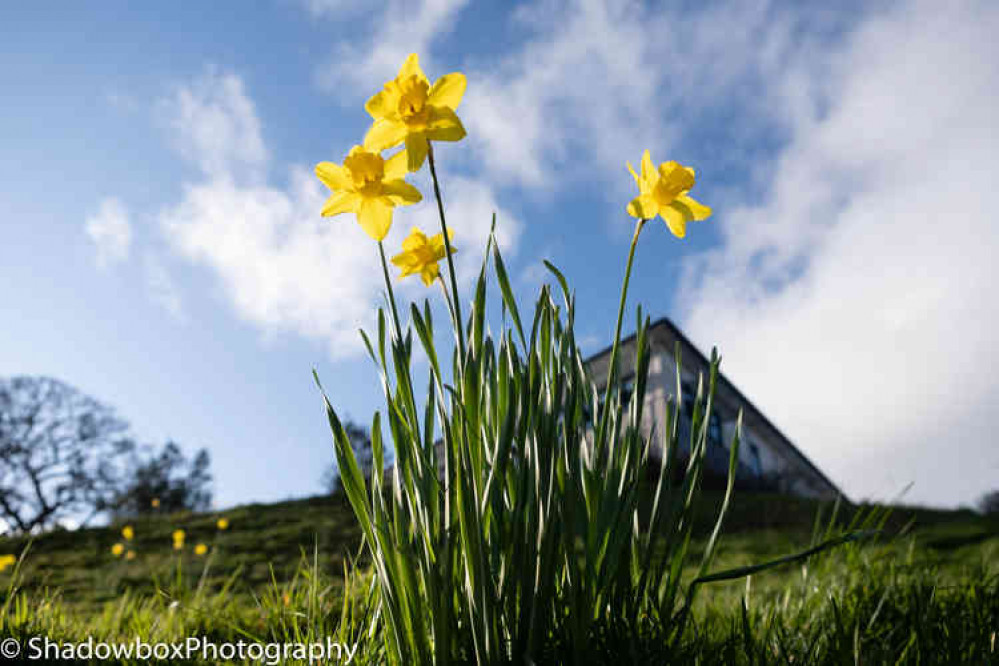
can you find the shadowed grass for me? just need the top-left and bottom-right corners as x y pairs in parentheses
(1, 509), (996, 664)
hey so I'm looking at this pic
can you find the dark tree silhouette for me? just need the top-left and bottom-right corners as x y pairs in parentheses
(322, 419), (373, 494)
(110, 441), (213, 517)
(0, 376), (135, 534)
(979, 489), (999, 516)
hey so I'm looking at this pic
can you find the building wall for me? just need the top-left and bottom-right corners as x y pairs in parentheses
(587, 329), (840, 500)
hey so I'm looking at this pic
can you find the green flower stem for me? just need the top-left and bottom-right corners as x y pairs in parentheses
(596, 218), (647, 444)
(378, 240), (404, 339)
(426, 142), (466, 364)
(437, 274), (457, 327)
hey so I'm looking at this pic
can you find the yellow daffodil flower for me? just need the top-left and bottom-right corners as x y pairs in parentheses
(194, 543), (208, 556)
(217, 518), (229, 530)
(0, 554), (17, 572)
(111, 543), (125, 557)
(391, 227), (456, 286)
(172, 529), (185, 550)
(315, 146), (421, 241)
(363, 53), (467, 171)
(122, 525), (134, 541)
(626, 150), (711, 238)
(125, 550), (136, 561)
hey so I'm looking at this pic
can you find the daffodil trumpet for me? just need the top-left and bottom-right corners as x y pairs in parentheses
(363, 53), (467, 172)
(391, 227), (455, 287)
(315, 146), (421, 242)
(626, 150), (711, 239)
(315, 145), (422, 341)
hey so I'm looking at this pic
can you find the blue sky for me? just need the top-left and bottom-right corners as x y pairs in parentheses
(2, 0), (997, 510)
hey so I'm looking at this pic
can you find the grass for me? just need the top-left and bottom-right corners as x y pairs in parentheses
(1, 490), (996, 664)
(0, 493), (362, 611)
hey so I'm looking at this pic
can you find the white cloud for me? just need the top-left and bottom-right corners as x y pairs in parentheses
(459, 0), (832, 191)
(314, 0), (469, 96)
(679, 0), (999, 507)
(157, 69), (268, 181)
(144, 254), (185, 320)
(85, 197), (132, 269)
(300, 0), (356, 18)
(161, 170), (383, 355)
(156, 69), (518, 358)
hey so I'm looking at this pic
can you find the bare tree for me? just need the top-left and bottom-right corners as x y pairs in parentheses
(979, 489), (999, 516)
(0, 376), (134, 534)
(110, 441), (213, 517)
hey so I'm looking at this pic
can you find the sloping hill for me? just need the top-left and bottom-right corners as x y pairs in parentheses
(1, 490), (995, 609)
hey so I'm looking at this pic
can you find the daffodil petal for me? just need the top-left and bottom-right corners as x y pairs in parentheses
(398, 266), (419, 279)
(627, 161), (642, 189)
(391, 253), (420, 273)
(426, 106), (466, 142)
(401, 228), (428, 252)
(420, 264), (439, 286)
(364, 118), (408, 151)
(391, 246), (421, 272)
(428, 73), (467, 110)
(365, 89), (390, 119)
(357, 197), (394, 241)
(675, 194), (712, 221)
(641, 150), (654, 185)
(321, 190), (361, 217)
(627, 194), (658, 220)
(315, 162), (352, 190)
(384, 150), (409, 179)
(429, 230), (454, 255)
(405, 134), (429, 171)
(399, 53), (426, 83)
(660, 205), (688, 238)
(383, 180), (422, 205)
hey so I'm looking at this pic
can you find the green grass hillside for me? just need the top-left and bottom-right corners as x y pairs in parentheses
(2, 490), (995, 610)
(2, 490), (997, 664)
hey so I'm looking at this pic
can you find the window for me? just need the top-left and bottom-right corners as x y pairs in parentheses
(594, 375), (636, 414)
(620, 376), (634, 409)
(749, 443), (762, 477)
(681, 381), (695, 421)
(708, 412), (722, 447)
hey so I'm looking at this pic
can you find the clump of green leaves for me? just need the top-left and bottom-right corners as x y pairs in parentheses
(319, 224), (826, 663)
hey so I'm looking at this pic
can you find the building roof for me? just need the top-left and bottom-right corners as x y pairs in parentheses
(585, 316), (846, 501)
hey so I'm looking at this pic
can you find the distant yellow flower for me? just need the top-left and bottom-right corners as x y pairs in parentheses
(111, 543), (125, 557)
(363, 53), (467, 171)
(315, 146), (421, 241)
(125, 550), (136, 561)
(0, 554), (16, 572)
(391, 227), (456, 286)
(626, 150), (711, 238)
(151, 498), (160, 508)
(194, 543), (208, 556)
(216, 518), (229, 530)
(122, 525), (134, 541)
(172, 529), (185, 550)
